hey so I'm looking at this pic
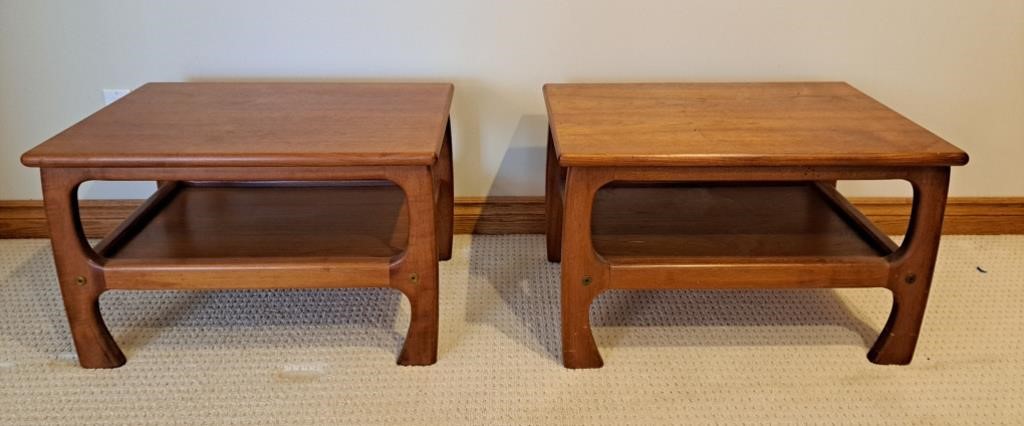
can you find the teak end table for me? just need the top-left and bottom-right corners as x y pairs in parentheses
(544, 82), (969, 368)
(22, 82), (455, 368)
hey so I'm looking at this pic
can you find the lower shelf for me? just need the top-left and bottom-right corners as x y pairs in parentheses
(591, 182), (893, 263)
(104, 182), (409, 260)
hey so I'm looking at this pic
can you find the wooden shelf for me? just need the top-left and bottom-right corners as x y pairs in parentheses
(103, 182), (409, 261)
(591, 182), (894, 263)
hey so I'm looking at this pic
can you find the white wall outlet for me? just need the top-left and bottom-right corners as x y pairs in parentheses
(102, 89), (131, 105)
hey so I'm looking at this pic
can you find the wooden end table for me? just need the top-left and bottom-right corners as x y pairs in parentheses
(544, 82), (969, 368)
(21, 82), (455, 368)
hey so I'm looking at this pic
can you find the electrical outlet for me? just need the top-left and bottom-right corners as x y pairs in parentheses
(102, 89), (131, 105)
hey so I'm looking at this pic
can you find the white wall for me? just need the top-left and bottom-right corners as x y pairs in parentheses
(2, 0), (1022, 199)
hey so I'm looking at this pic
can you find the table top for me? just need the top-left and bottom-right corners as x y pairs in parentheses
(22, 82), (453, 168)
(544, 82), (969, 167)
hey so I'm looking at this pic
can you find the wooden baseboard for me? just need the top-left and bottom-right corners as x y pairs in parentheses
(0, 197), (1021, 239)
(843, 197), (1024, 235)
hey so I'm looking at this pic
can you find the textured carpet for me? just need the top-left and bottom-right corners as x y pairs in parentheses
(0, 235), (1021, 424)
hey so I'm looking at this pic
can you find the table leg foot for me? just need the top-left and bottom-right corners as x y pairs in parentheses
(561, 263), (604, 369)
(62, 290), (126, 368)
(396, 274), (439, 366)
(561, 269), (604, 368)
(867, 287), (928, 365)
(561, 291), (603, 369)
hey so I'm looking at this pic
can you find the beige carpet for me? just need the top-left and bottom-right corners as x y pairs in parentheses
(0, 235), (1021, 424)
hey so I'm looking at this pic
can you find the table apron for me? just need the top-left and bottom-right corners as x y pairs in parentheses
(597, 165), (933, 183)
(101, 257), (394, 290)
(53, 166), (426, 182)
(607, 257), (891, 290)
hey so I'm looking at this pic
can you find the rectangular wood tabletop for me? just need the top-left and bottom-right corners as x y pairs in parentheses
(544, 82), (968, 167)
(22, 82), (454, 168)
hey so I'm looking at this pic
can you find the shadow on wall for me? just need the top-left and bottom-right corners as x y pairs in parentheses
(478, 114), (547, 197)
(461, 114), (548, 235)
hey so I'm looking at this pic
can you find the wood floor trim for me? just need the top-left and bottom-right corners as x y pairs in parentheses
(0, 197), (1021, 239)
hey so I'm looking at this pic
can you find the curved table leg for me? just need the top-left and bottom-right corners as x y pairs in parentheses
(41, 168), (126, 368)
(869, 167), (950, 364)
(560, 167), (609, 368)
(389, 166), (440, 366)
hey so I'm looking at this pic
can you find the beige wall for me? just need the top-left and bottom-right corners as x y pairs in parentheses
(2, 0), (1022, 199)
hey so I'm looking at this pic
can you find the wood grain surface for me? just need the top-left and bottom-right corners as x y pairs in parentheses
(590, 183), (885, 261)
(21, 82), (454, 168)
(107, 182), (409, 260)
(544, 82), (969, 167)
